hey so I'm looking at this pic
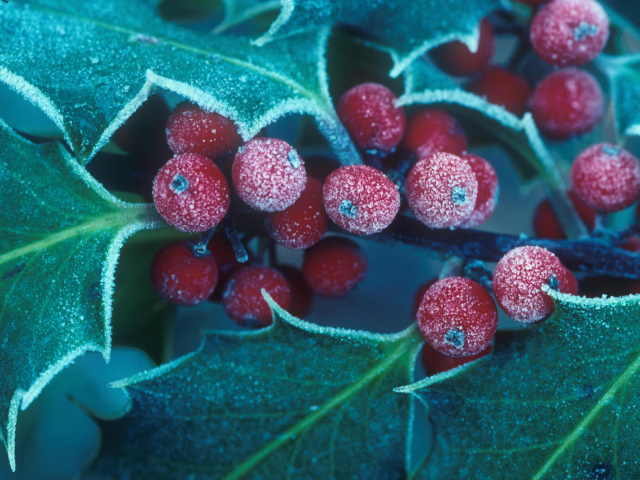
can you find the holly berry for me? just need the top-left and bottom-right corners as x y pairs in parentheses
(430, 17), (495, 77)
(151, 241), (218, 306)
(278, 265), (314, 318)
(621, 235), (640, 253)
(323, 165), (400, 235)
(223, 265), (291, 328)
(153, 153), (230, 233)
(336, 83), (406, 153)
(460, 154), (498, 228)
(412, 279), (437, 318)
(207, 234), (243, 302)
(302, 237), (368, 298)
(465, 66), (532, 117)
(529, 68), (604, 139)
(406, 152), (478, 229)
(570, 143), (640, 212)
(266, 177), (328, 249)
(533, 191), (597, 239)
(166, 101), (243, 160)
(416, 277), (498, 357)
(401, 109), (468, 160)
(530, 0), (609, 67)
(421, 342), (492, 376)
(232, 138), (307, 212)
(492, 246), (576, 323)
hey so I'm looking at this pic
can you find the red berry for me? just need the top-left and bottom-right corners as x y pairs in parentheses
(266, 177), (328, 249)
(530, 0), (609, 67)
(323, 165), (400, 235)
(232, 138), (307, 212)
(532, 191), (597, 239)
(302, 237), (368, 298)
(570, 143), (640, 212)
(153, 153), (230, 233)
(492, 246), (574, 323)
(337, 83), (406, 153)
(223, 266), (291, 328)
(401, 109), (468, 159)
(564, 267), (579, 295)
(621, 235), (640, 253)
(529, 68), (604, 139)
(406, 152), (478, 229)
(166, 101), (243, 159)
(460, 154), (498, 228)
(430, 17), (495, 77)
(420, 342), (492, 376)
(412, 279), (437, 318)
(151, 241), (218, 306)
(417, 277), (497, 357)
(207, 234), (242, 302)
(465, 66), (532, 117)
(278, 265), (314, 318)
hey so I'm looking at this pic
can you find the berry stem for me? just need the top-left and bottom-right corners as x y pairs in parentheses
(463, 260), (494, 292)
(223, 218), (249, 263)
(191, 228), (217, 257)
(438, 256), (464, 279)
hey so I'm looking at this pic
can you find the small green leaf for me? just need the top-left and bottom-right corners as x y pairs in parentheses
(85, 296), (422, 479)
(399, 291), (640, 479)
(597, 54), (640, 141)
(0, 120), (161, 470)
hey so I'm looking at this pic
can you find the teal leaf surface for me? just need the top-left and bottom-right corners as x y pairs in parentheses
(597, 54), (640, 140)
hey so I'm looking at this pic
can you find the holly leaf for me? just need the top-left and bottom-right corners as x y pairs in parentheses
(399, 290), (640, 479)
(254, 0), (506, 77)
(215, 0), (281, 34)
(0, 120), (161, 470)
(0, 0), (358, 165)
(85, 296), (421, 479)
(597, 54), (640, 141)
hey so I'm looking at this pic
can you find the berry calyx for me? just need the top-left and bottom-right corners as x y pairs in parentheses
(460, 154), (498, 228)
(430, 17), (495, 77)
(166, 101), (243, 160)
(532, 191), (596, 239)
(401, 109), (468, 159)
(302, 237), (368, 298)
(420, 342), (492, 376)
(151, 241), (218, 306)
(570, 143), (640, 212)
(222, 265), (291, 328)
(266, 177), (328, 249)
(337, 83), (406, 153)
(529, 68), (604, 139)
(323, 165), (400, 235)
(492, 246), (575, 323)
(406, 152), (479, 229)
(465, 66), (532, 117)
(277, 265), (314, 318)
(530, 0), (609, 67)
(232, 138), (307, 212)
(416, 277), (498, 357)
(153, 153), (230, 233)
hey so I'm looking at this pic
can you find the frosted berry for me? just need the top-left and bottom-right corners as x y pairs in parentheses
(153, 153), (230, 233)
(430, 17), (495, 77)
(207, 234), (243, 302)
(465, 66), (532, 117)
(337, 83), (406, 153)
(570, 143), (640, 212)
(266, 177), (328, 249)
(323, 165), (400, 235)
(417, 277), (498, 357)
(412, 279), (437, 318)
(166, 101), (243, 159)
(406, 152), (478, 229)
(232, 138), (307, 212)
(278, 265), (314, 318)
(421, 342), (492, 376)
(529, 68), (604, 139)
(492, 246), (575, 323)
(303, 237), (368, 298)
(223, 266), (291, 328)
(151, 241), (218, 306)
(401, 109), (468, 159)
(531, 0), (609, 67)
(533, 191), (596, 239)
(460, 154), (498, 228)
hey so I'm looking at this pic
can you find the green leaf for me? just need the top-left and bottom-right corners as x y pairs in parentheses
(0, 120), (161, 470)
(254, 0), (506, 77)
(0, 0), (359, 164)
(597, 54), (640, 141)
(215, 0), (281, 34)
(85, 296), (422, 479)
(399, 291), (640, 479)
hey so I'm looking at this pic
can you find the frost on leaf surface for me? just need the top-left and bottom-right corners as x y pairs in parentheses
(400, 291), (640, 479)
(215, 0), (281, 33)
(85, 296), (421, 479)
(254, 0), (505, 77)
(597, 54), (640, 140)
(0, 119), (160, 470)
(0, 0), (358, 165)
